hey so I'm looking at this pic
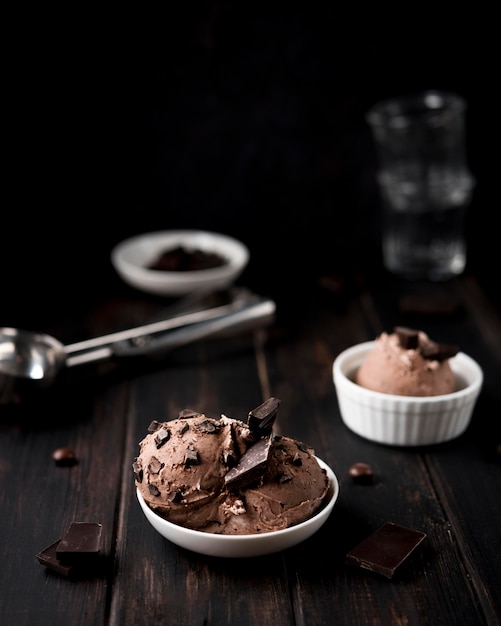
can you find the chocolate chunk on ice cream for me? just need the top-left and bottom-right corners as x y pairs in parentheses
(356, 327), (457, 396)
(133, 401), (330, 535)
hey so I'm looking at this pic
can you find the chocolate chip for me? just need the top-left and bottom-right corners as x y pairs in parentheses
(278, 472), (293, 484)
(51, 447), (77, 467)
(198, 419), (221, 434)
(349, 462), (374, 484)
(148, 456), (163, 474)
(177, 422), (189, 435)
(132, 458), (143, 482)
(148, 484), (160, 497)
(147, 420), (162, 433)
(420, 342), (459, 361)
(184, 446), (199, 467)
(395, 327), (419, 350)
(154, 428), (170, 448)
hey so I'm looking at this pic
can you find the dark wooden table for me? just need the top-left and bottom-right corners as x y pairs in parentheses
(1, 267), (500, 626)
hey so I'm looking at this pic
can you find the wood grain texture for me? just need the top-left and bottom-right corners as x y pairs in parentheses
(1, 272), (500, 626)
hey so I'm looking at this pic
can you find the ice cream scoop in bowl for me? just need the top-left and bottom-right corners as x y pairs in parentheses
(133, 399), (339, 558)
(333, 333), (483, 447)
(137, 457), (338, 558)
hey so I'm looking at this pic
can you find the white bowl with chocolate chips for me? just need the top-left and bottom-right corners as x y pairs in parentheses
(333, 327), (483, 446)
(111, 230), (250, 296)
(133, 399), (339, 557)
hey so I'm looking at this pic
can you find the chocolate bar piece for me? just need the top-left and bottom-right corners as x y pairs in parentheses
(56, 522), (103, 561)
(420, 342), (459, 361)
(346, 522), (426, 579)
(36, 540), (79, 579)
(395, 327), (419, 350)
(247, 397), (280, 433)
(224, 436), (272, 489)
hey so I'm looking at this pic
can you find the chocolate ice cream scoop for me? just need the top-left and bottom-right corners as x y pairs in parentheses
(356, 329), (456, 396)
(133, 402), (329, 535)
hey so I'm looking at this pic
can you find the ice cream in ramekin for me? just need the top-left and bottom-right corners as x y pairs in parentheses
(333, 327), (483, 446)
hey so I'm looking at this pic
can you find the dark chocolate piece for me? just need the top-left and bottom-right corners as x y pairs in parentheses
(224, 436), (273, 489)
(247, 397), (280, 433)
(348, 462), (373, 484)
(154, 427), (170, 448)
(394, 326), (419, 350)
(36, 540), (78, 579)
(183, 446), (199, 466)
(51, 447), (78, 467)
(148, 484), (160, 497)
(420, 342), (459, 361)
(198, 419), (221, 434)
(147, 246), (226, 272)
(56, 522), (103, 561)
(148, 457), (163, 474)
(346, 522), (426, 579)
(132, 458), (143, 482)
(147, 420), (162, 433)
(178, 409), (202, 419)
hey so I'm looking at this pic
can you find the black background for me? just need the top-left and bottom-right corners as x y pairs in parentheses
(2, 6), (497, 327)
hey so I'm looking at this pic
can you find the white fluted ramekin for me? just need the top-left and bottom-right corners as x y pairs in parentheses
(333, 341), (483, 446)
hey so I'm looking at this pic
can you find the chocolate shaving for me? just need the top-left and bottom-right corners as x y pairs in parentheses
(420, 342), (459, 361)
(395, 326), (419, 350)
(154, 428), (170, 448)
(247, 397), (281, 433)
(168, 490), (182, 503)
(224, 436), (273, 489)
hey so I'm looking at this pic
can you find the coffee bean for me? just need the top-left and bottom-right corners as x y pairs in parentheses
(349, 462), (373, 484)
(52, 447), (77, 467)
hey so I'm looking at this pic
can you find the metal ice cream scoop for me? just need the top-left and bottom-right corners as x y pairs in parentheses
(0, 288), (275, 403)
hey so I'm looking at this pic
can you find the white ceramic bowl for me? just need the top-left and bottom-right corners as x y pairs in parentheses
(333, 341), (483, 446)
(136, 457), (339, 558)
(111, 230), (250, 296)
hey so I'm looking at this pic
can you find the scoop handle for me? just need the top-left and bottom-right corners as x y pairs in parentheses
(65, 297), (275, 367)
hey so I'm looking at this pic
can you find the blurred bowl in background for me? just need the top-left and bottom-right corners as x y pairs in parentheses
(111, 230), (250, 296)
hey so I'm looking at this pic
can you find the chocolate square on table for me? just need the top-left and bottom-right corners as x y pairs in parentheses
(56, 522), (103, 561)
(36, 540), (79, 579)
(346, 522), (427, 579)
